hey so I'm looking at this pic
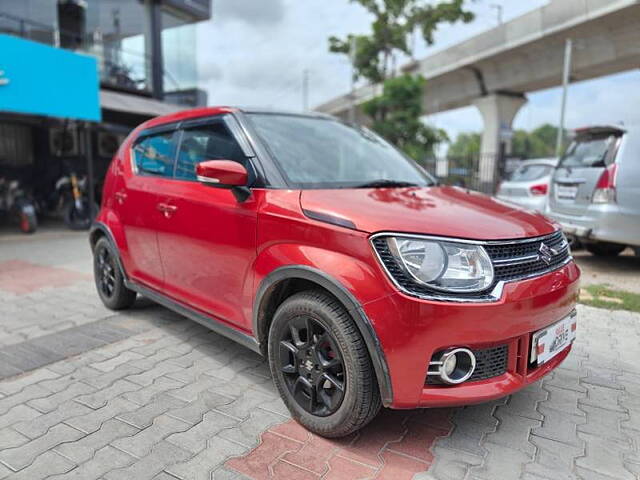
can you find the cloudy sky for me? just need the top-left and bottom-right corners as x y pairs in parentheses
(196, 0), (640, 143)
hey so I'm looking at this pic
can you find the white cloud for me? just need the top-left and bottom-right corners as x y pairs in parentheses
(197, 0), (640, 144)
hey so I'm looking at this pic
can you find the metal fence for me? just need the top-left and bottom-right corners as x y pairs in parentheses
(424, 155), (526, 195)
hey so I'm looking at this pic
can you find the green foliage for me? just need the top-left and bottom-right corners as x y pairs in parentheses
(329, 0), (474, 84)
(448, 124), (562, 159)
(447, 132), (481, 158)
(363, 74), (448, 161)
(328, 0), (473, 161)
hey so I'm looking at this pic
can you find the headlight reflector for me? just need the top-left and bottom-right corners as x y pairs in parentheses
(387, 237), (494, 293)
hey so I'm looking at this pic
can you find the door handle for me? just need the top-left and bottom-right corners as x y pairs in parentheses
(114, 191), (127, 204)
(157, 203), (178, 218)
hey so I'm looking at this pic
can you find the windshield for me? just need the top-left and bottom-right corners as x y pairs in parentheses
(247, 113), (435, 189)
(509, 164), (553, 182)
(559, 133), (621, 168)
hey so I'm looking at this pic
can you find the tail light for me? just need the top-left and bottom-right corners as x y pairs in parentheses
(529, 183), (548, 196)
(592, 164), (618, 204)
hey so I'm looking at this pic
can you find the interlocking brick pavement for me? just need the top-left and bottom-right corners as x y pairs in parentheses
(0, 231), (638, 480)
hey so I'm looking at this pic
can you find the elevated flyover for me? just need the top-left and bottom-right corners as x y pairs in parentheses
(317, 0), (640, 183)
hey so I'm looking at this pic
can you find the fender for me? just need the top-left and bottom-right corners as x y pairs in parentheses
(253, 265), (394, 407)
(89, 221), (129, 281)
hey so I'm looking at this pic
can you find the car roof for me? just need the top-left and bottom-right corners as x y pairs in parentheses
(140, 106), (334, 131)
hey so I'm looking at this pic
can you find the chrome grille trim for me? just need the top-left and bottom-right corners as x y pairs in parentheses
(370, 230), (573, 303)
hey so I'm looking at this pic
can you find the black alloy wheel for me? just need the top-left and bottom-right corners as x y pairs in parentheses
(268, 290), (381, 438)
(278, 315), (346, 417)
(96, 245), (116, 299)
(93, 237), (137, 310)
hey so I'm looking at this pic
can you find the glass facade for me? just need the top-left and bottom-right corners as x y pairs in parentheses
(162, 8), (198, 93)
(0, 0), (202, 99)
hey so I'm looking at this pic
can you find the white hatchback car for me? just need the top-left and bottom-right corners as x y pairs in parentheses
(496, 158), (558, 212)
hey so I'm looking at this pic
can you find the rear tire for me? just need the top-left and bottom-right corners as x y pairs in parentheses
(64, 199), (98, 231)
(268, 290), (381, 438)
(585, 242), (626, 257)
(93, 237), (136, 310)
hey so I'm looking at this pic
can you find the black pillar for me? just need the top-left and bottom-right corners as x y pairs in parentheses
(149, 0), (164, 100)
(84, 122), (96, 216)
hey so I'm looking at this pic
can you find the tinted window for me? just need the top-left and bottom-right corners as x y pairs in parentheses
(132, 131), (177, 177)
(509, 164), (552, 182)
(175, 122), (246, 180)
(247, 113), (434, 189)
(559, 134), (621, 168)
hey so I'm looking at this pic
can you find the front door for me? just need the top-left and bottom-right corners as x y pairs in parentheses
(118, 129), (178, 292)
(156, 117), (259, 331)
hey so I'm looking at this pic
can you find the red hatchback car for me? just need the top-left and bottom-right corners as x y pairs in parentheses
(91, 107), (580, 437)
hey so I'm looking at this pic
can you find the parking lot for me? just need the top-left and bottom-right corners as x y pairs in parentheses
(0, 229), (638, 480)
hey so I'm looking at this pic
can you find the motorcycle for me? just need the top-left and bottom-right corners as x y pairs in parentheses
(0, 177), (38, 234)
(55, 172), (98, 230)
(37, 170), (97, 230)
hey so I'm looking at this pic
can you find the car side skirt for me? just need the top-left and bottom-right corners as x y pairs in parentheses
(125, 280), (261, 354)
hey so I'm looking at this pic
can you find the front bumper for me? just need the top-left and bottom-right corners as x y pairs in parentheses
(363, 261), (580, 409)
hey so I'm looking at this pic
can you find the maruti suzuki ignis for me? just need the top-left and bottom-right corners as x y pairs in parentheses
(91, 107), (580, 438)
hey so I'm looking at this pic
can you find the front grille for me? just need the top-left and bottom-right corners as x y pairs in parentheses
(427, 345), (508, 385)
(485, 231), (570, 283)
(372, 230), (571, 301)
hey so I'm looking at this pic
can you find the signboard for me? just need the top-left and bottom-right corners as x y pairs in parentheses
(164, 0), (211, 21)
(0, 34), (101, 122)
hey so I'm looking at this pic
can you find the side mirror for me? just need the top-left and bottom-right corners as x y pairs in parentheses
(196, 160), (251, 202)
(196, 160), (248, 187)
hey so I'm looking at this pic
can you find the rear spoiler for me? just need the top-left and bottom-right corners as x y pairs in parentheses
(573, 125), (626, 137)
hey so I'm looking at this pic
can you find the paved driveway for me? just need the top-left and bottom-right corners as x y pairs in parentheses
(0, 229), (638, 480)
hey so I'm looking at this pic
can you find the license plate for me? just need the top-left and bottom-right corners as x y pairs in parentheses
(556, 185), (578, 200)
(531, 312), (577, 365)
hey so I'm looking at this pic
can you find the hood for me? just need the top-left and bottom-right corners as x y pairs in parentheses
(299, 186), (557, 240)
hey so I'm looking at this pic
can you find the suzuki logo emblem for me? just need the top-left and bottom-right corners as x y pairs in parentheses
(538, 243), (554, 265)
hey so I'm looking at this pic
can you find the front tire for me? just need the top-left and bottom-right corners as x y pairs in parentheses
(585, 242), (626, 257)
(93, 237), (136, 310)
(268, 290), (381, 438)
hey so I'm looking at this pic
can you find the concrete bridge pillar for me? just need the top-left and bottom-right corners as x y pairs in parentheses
(472, 93), (527, 191)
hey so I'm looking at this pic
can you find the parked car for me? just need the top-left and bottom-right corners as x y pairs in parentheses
(546, 125), (640, 256)
(91, 107), (580, 438)
(496, 158), (558, 211)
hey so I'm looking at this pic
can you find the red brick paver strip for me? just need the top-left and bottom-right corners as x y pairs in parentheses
(0, 260), (89, 295)
(226, 408), (453, 479)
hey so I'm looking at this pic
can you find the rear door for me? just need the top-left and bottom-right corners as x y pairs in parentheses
(550, 128), (623, 216)
(118, 128), (179, 291)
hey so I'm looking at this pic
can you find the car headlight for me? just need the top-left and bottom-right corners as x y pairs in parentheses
(384, 237), (494, 293)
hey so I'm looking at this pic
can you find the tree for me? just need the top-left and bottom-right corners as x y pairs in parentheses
(328, 0), (474, 160)
(448, 124), (564, 160)
(363, 74), (449, 161)
(447, 132), (481, 158)
(329, 0), (474, 85)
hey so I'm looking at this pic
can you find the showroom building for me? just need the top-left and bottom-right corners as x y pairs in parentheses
(0, 0), (210, 213)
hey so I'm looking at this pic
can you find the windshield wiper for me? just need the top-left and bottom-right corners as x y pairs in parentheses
(354, 179), (421, 189)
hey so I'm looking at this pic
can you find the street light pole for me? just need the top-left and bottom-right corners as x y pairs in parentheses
(302, 69), (309, 111)
(556, 38), (573, 156)
(490, 4), (503, 25)
(349, 36), (357, 123)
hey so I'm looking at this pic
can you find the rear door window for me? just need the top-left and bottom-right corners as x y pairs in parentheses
(132, 131), (178, 177)
(559, 133), (621, 168)
(509, 164), (552, 182)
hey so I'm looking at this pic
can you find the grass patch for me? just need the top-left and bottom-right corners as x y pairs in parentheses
(580, 284), (640, 313)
